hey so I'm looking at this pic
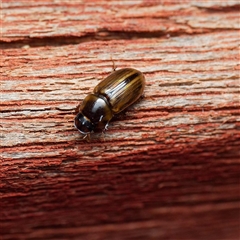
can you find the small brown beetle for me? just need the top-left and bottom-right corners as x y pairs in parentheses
(74, 67), (145, 138)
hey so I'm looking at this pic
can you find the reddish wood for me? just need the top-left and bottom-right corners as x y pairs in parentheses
(1, 1), (240, 239)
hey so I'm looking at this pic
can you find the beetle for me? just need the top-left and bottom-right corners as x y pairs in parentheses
(74, 67), (145, 139)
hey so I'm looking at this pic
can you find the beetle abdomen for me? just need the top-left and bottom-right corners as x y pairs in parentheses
(94, 68), (145, 114)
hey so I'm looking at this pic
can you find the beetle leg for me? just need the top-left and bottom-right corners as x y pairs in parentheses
(110, 57), (117, 71)
(83, 133), (91, 142)
(104, 122), (109, 131)
(75, 103), (81, 113)
(102, 123), (108, 142)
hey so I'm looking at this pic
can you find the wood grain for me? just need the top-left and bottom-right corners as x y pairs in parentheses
(1, 1), (240, 240)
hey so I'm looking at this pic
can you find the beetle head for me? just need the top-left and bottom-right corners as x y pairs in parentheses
(74, 112), (95, 135)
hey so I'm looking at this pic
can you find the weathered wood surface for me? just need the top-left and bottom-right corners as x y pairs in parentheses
(1, 1), (240, 239)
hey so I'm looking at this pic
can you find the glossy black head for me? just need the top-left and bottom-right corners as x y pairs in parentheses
(74, 112), (95, 135)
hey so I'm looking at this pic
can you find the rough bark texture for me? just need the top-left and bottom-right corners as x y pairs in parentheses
(1, 1), (240, 240)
